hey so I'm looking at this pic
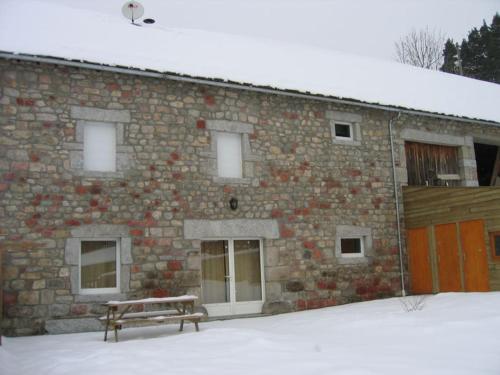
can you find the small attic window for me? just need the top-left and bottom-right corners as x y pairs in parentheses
(334, 123), (353, 140)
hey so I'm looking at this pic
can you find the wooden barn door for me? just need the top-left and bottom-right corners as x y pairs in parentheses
(459, 220), (490, 291)
(407, 227), (433, 294)
(435, 223), (462, 292)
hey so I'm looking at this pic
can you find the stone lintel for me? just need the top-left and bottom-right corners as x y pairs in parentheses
(326, 110), (362, 123)
(400, 129), (466, 146)
(206, 120), (254, 134)
(184, 219), (279, 239)
(71, 106), (130, 123)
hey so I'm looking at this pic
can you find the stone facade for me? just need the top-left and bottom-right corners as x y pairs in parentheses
(1, 59), (499, 336)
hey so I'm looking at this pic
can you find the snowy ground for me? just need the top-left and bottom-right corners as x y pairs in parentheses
(1, 293), (500, 375)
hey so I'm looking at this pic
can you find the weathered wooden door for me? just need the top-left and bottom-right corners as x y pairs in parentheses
(407, 227), (433, 294)
(459, 220), (490, 291)
(435, 223), (462, 292)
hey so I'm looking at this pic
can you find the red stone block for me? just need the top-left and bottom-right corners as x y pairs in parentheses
(3, 292), (17, 306)
(106, 83), (120, 91)
(12, 162), (29, 171)
(167, 260), (183, 271)
(259, 180), (269, 188)
(170, 152), (180, 161)
(71, 304), (88, 315)
(152, 288), (169, 298)
(129, 229), (144, 236)
(29, 154), (40, 162)
(345, 169), (362, 177)
(279, 224), (295, 238)
(75, 185), (88, 195)
(131, 265), (141, 273)
(89, 199), (99, 207)
(0, 183), (7, 192)
(204, 95), (215, 106)
(16, 97), (35, 106)
(271, 208), (284, 218)
(163, 271), (174, 280)
(296, 299), (307, 310)
(303, 241), (316, 250)
(3, 172), (16, 181)
(89, 185), (102, 195)
(65, 219), (81, 226)
(172, 172), (183, 180)
(196, 119), (206, 129)
(25, 218), (38, 227)
(142, 238), (157, 247)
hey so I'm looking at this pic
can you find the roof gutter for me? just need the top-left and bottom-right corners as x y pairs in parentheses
(1, 51), (499, 127)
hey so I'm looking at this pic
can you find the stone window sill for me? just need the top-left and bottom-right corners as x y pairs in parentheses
(75, 293), (126, 303)
(213, 176), (251, 185)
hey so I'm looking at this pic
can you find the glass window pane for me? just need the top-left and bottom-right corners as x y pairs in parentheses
(494, 235), (500, 257)
(341, 238), (362, 254)
(217, 132), (242, 178)
(234, 240), (262, 302)
(335, 123), (351, 138)
(84, 123), (116, 172)
(81, 241), (117, 289)
(201, 241), (230, 304)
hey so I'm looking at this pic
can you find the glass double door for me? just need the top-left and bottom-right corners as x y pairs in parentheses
(201, 239), (265, 316)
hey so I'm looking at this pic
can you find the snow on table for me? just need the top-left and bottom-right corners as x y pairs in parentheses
(104, 295), (198, 306)
(1, 293), (500, 375)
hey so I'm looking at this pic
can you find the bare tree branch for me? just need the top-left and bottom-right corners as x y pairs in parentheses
(395, 27), (446, 70)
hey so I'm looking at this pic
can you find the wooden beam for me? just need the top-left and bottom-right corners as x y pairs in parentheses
(490, 147), (500, 186)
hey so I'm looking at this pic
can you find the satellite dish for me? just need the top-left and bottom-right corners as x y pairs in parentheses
(122, 1), (144, 24)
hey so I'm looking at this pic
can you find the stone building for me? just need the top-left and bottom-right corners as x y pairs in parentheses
(1, 4), (500, 336)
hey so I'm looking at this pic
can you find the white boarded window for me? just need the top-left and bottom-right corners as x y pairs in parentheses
(217, 132), (242, 178)
(83, 123), (116, 172)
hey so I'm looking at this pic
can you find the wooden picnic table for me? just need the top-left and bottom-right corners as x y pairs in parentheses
(100, 295), (203, 342)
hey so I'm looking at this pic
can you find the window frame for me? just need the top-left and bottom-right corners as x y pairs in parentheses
(334, 122), (354, 142)
(83, 122), (117, 172)
(216, 131), (243, 179)
(78, 237), (121, 295)
(489, 231), (500, 261)
(339, 237), (365, 258)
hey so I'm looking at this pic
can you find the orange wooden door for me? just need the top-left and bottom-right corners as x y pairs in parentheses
(435, 223), (462, 292)
(459, 220), (490, 292)
(407, 227), (433, 294)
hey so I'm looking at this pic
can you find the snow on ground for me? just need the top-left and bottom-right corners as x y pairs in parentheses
(1, 1), (500, 123)
(1, 293), (500, 375)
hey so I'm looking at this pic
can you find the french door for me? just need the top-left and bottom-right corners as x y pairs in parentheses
(201, 239), (265, 316)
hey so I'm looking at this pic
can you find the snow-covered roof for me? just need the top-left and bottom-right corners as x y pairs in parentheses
(1, 1), (499, 124)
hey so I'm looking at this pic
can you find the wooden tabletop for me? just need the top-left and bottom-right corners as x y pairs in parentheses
(104, 295), (198, 307)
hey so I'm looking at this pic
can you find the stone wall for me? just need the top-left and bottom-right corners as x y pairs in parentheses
(1, 59), (497, 335)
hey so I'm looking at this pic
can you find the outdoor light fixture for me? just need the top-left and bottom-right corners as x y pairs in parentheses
(229, 197), (238, 210)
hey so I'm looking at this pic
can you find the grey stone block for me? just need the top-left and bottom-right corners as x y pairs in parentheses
(262, 301), (293, 315)
(45, 318), (104, 334)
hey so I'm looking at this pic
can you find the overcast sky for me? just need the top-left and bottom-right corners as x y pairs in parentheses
(46, 0), (500, 61)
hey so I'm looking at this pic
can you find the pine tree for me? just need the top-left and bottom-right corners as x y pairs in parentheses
(440, 13), (499, 84)
(441, 39), (459, 74)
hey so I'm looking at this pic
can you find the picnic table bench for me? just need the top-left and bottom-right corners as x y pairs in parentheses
(99, 295), (203, 342)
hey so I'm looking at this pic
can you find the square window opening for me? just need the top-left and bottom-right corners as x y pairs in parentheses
(334, 123), (353, 141)
(490, 232), (500, 260)
(340, 237), (364, 257)
(217, 132), (243, 178)
(80, 240), (120, 294)
(83, 123), (116, 172)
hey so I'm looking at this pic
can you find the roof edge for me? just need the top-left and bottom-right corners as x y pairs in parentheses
(1, 51), (499, 127)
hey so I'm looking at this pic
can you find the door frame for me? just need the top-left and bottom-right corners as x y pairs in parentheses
(200, 238), (266, 317)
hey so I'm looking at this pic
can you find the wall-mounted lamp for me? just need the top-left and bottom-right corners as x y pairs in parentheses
(229, 197), (238, 211)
